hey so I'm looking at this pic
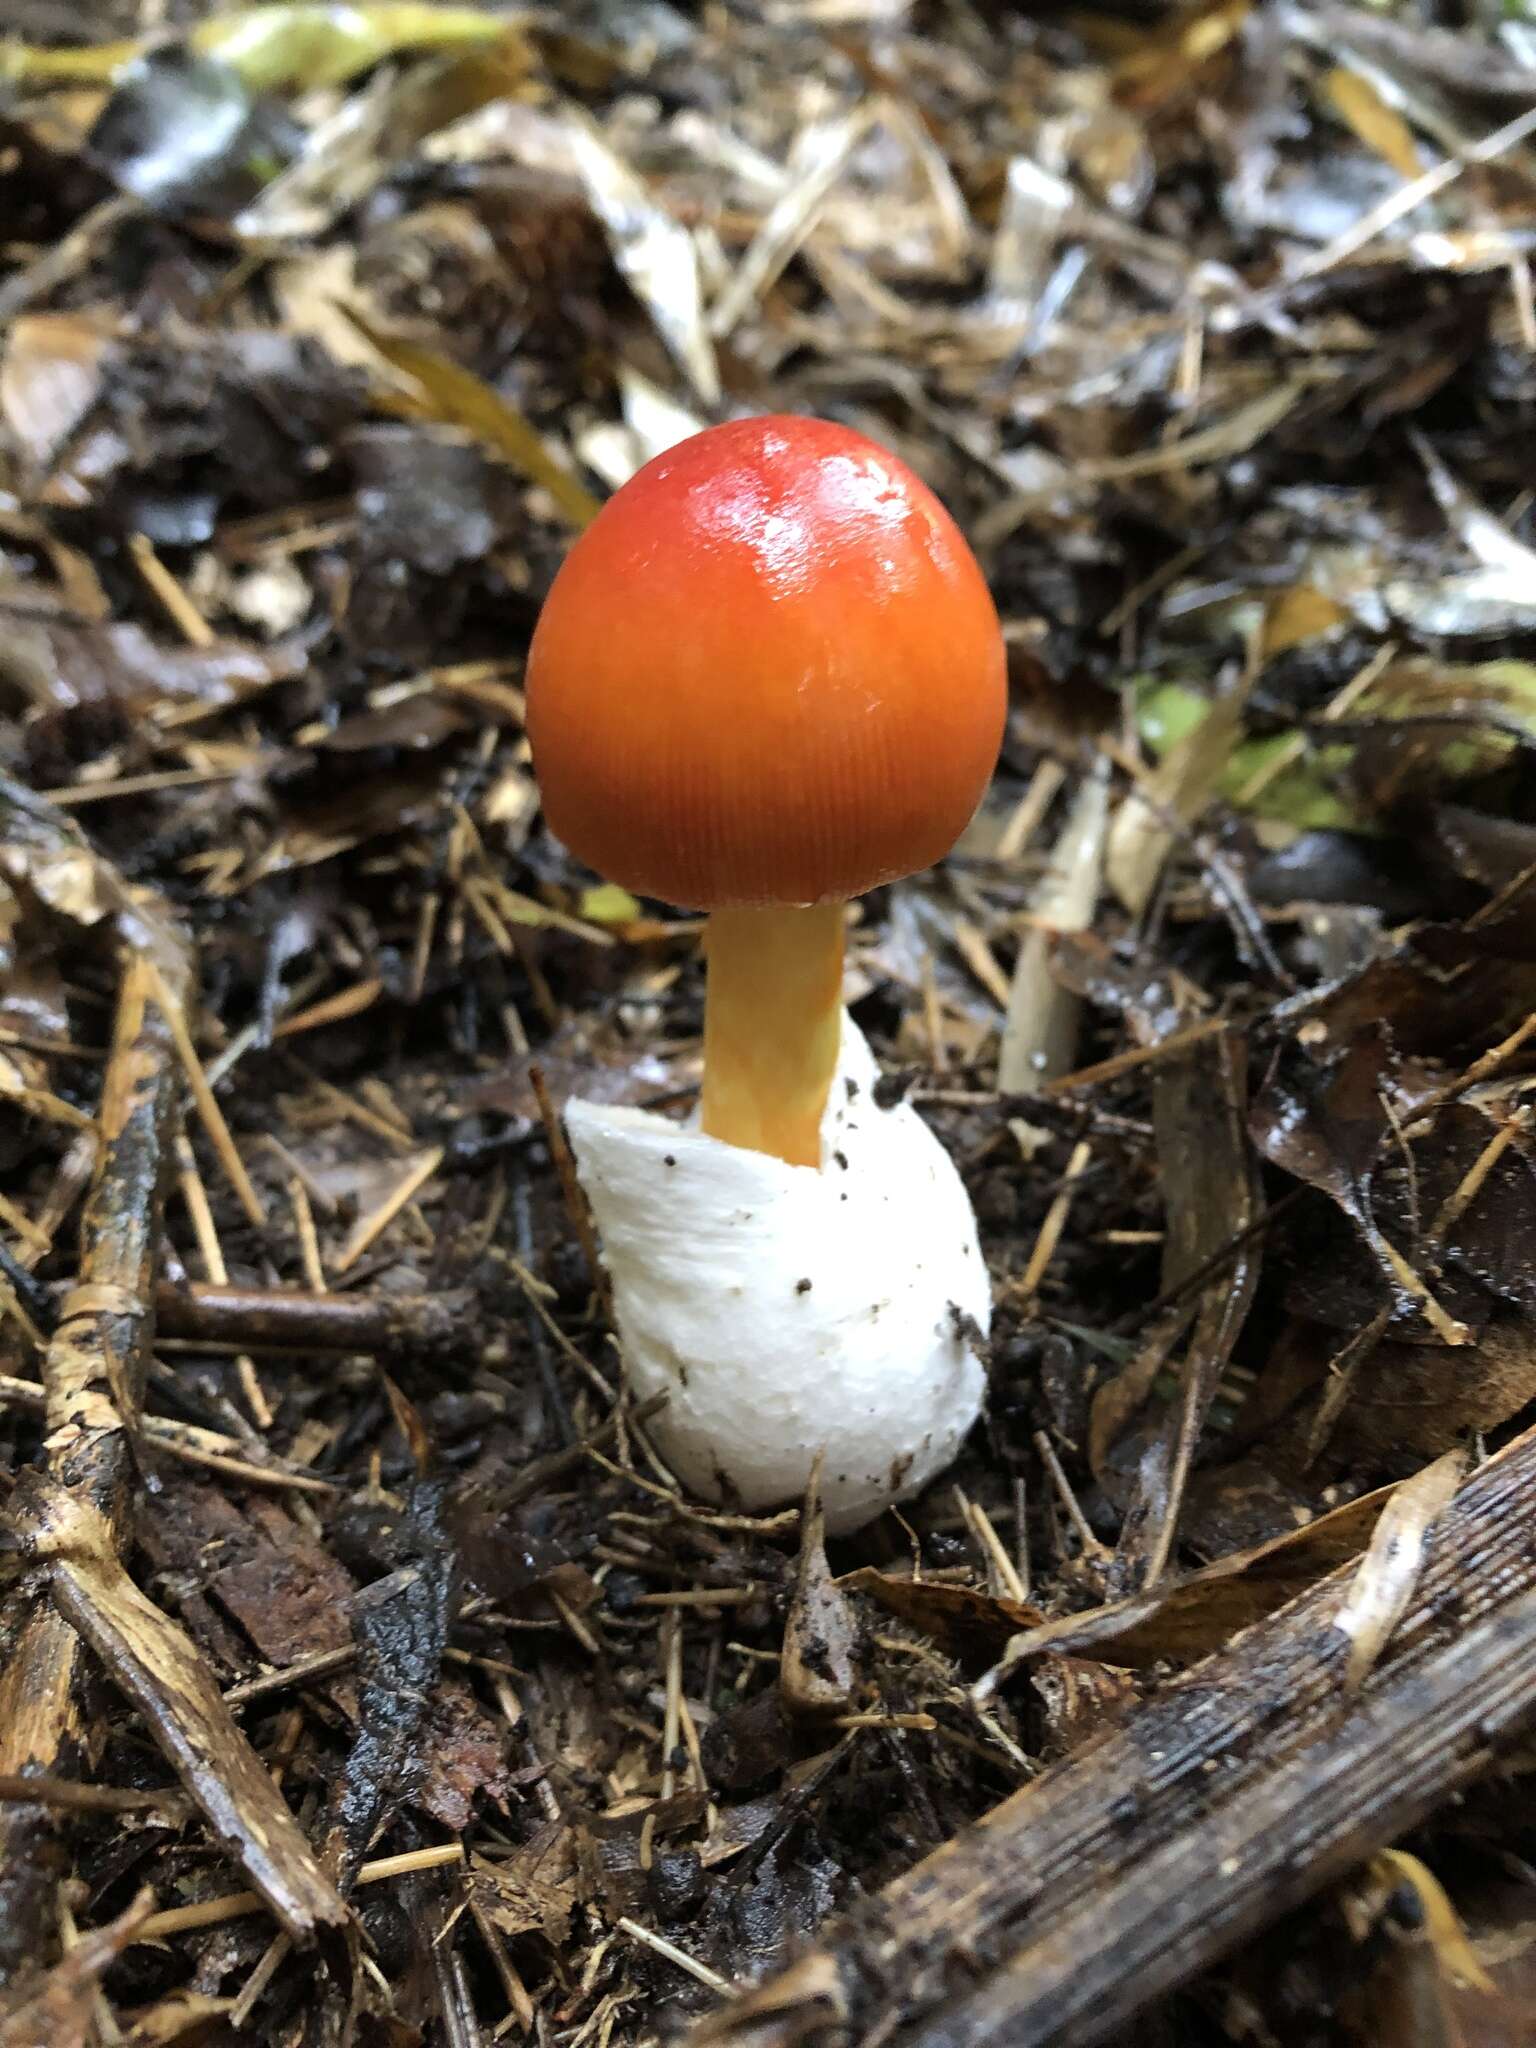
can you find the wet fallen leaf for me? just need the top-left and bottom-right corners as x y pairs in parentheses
(1332, 1318), (1536, 1469)
(1096, 1026), (1260, 1593)
(973, 1481), (1400, 1694)
(86, 47), (272, 213)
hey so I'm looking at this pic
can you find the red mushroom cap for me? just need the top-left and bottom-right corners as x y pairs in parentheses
(525, 414), (1006, 910)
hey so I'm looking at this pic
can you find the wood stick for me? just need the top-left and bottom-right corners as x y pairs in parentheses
(153, 1279), (471, 1356)
(0, 1773), (185, 1816)
(693, 1420), (1536, 2048)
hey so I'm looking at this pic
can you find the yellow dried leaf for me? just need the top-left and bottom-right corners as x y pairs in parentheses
(579, 884), (643, 926)
(1326, 67), (1422, 182)
(198, 3), (508, 90)
(0, 4), (509, 90)
(1262, 584), (1350, 657)
(341, 309), (602, 531)
(1367, 1851), (1496, 1994)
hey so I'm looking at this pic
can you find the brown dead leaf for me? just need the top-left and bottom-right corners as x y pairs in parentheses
(417, 1679), (513, 1833)
(198, 1488), (357, 1681)
(0, 311), (116, 495)
(1109, 1026), (1261, 1591)
(469, 1827), (580, 1946)
(781, 1463), (858, 1722)
(973, 1482), (1400, 1696)
(1031, 1653), (1139, 1761)
(1253, 1029), (1472, 1345)
(840, 1570), (1043, 1668)
(1335, 1318), (1536, 1467)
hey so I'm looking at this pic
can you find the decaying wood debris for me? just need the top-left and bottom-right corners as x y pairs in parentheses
(5, 0), (1536, 2041)
(0, 796), (346, 1970)
(697, 1424), (1536, 2048)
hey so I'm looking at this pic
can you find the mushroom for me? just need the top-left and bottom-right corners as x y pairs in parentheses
(526, 414), (1005, 1529)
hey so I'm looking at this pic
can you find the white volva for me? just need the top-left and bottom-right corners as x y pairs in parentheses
(565, 1018), (990, 1533)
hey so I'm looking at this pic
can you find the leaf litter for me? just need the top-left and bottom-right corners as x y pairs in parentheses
(5, 0), (1536, 2043)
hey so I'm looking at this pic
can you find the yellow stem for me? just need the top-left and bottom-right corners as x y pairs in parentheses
(700, 904), (844, 1167)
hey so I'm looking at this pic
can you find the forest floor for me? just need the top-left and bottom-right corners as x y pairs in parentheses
(4, 1), (1536, 2043)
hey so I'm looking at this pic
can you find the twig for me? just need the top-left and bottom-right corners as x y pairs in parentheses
(126, 533), (215, 646)
(143, 957), (265, 1227)
(176, 1137), (271, 1427)
(332, 1145), (443, 1274)
(1032, 1430), (1110, 1562)
(0, 1773), (185, 1815)
(1295, 100), (1536, 278)
(224, 1644), (358, 1709)
(635, 1587), (760, 1609)
(998, 763), (1109, 1095)
(0, 1372), (336, 1494)
(132, 1844), (463, 1942)
(1041, 1016), (1228, 1096)
(618, 1917), (733, 1996)
(468, 1890), (538, 2034)
(153, 1280), (471, 1357)
(1015, 1139), (1093, 1300)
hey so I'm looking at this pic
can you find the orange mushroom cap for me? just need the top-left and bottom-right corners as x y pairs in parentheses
(525, 415), (1006, 910)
